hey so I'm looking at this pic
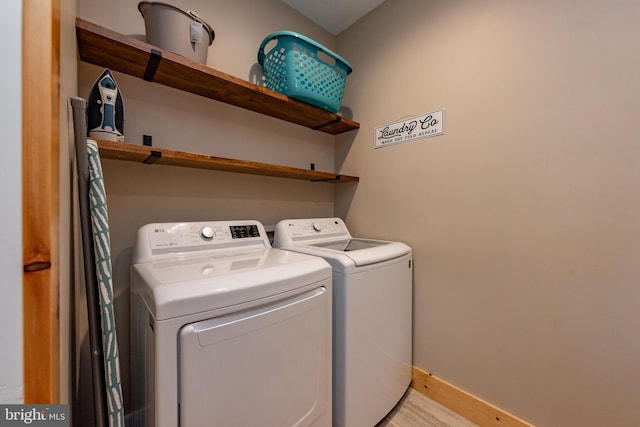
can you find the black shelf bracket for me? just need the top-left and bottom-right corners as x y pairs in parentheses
(143, 49), (162, 82)
(310, 175), (341, 182)
(143, 150), (162, 164)
(312, 116), (342, 130)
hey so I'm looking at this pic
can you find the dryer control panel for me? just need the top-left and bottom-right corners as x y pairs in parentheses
(133, 220), (269, 262)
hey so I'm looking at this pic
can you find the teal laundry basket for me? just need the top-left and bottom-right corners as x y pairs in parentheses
(258, 31), (352, 113)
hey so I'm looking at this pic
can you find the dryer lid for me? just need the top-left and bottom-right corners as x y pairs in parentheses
(131, 220), (332, 320)
(132, 248), (331, 320)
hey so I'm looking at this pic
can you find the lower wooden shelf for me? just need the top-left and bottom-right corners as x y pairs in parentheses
(95, 139), (359, 183)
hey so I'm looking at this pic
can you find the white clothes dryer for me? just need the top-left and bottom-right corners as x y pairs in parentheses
(274, 217), (412, 427)
(130, 220), (332, 427)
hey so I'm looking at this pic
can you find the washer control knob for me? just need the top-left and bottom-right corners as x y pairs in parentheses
(312, 222), (322, 232)
(200, 226), (215, 240)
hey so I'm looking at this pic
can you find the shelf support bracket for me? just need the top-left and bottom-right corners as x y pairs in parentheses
(312, 117), (342, 130)
(310, 176), (341, 182)
(143, 150), (162, 164)
(143, 49), (163, 82)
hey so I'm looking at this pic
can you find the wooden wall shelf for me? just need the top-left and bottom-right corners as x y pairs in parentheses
(76, 18), (360, 135)
(96, 140), (359, 183)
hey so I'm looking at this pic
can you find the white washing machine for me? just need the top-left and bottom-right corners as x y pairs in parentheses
(274, 217), (413, 427)
(130, 220), (332, 427)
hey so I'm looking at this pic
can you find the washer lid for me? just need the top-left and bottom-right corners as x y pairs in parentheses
(132, 247), (331, 320)
(273, 218), (411, 268)
(300, 238), (411, 267)
(310, 238), (390, 252)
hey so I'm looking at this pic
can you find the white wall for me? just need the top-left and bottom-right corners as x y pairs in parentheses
(0, 0), (23, 404)
(336, 1), (640, 426)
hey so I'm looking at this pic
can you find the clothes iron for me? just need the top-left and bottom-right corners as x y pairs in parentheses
(87, 69), (124, 142)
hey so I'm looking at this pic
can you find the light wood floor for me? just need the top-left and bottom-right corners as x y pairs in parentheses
(376, 388), (479, 427)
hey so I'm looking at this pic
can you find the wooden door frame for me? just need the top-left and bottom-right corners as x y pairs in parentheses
(22, 0), (61, 403)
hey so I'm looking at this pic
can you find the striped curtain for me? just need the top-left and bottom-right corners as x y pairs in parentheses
(87, 139), (125, 427)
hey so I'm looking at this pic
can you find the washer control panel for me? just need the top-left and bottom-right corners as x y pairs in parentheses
(274, 218), (350, 245)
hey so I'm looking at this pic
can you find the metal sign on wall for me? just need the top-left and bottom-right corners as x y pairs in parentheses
(374, 109), (445, 149)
